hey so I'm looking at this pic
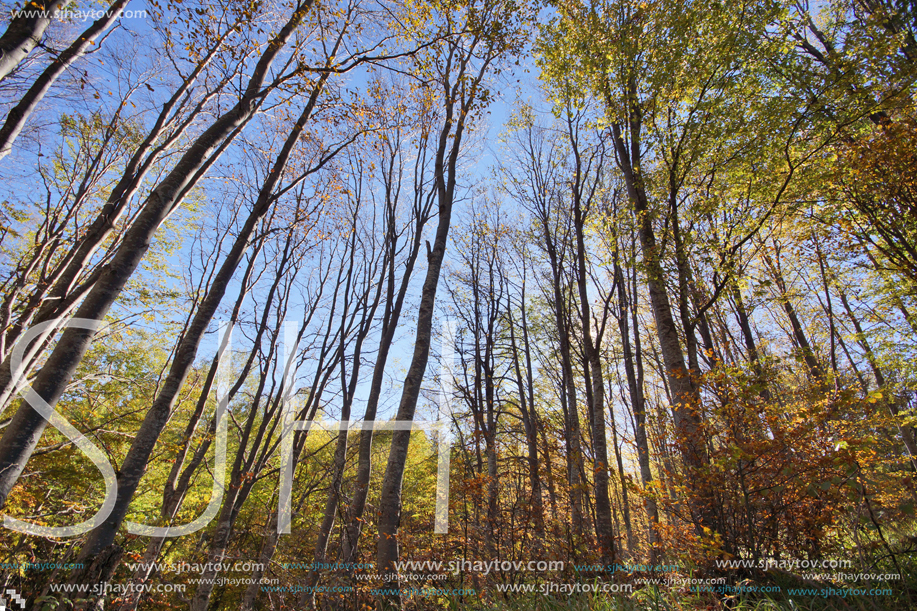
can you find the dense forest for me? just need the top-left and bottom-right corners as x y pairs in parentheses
(0, 0), (915, 609)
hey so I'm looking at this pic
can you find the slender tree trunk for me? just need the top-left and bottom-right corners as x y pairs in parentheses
(613, 248), (658, 562)
(481, 322), (499, 557)
(839, 289), (917, 469)
(609, 405), (632, 558)
(241, 521), (280, 610)
(236, 298), (345, 610)
(375, 193), (453, 604)
(570, 148), (615, 567)
(540, 428), (559, 517)
(115, 270), (252, 611)
(0, 0), (72, 81)
(763, 246), (825, 384)
(190, 302), (334, 611)
(534, 217), (586, 550)
(507, 290), (545, 546)
(302, 219), (382, 605)
(554, 283), (587, 550)
(376, 160), (456, 609)
(189, 486), (243, 611)
(115, 411), (221, 611)
(731, 281), (772, 401)
(302, 421), (349, 607)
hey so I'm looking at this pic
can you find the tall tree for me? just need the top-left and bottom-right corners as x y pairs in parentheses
(375, 1), (529, 605)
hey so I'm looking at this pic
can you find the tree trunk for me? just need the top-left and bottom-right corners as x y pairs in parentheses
(613, 247), (659, 562)
(302, 220), (381, 605)
(763, 245), (825, 385)
(839, 289), (917, 469)
(611, 119), (712, 533)
(376, 152), (457, 609)
(507, 288), (545, 546)
(570, 140), (615, 567)
(0, 0), (72, 81)
(609, 406), (633, 558)
(731, 281), (772, 401)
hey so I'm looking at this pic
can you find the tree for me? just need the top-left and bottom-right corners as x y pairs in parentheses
(374, 1), (531, 606)
(0, 0), (73, 80)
